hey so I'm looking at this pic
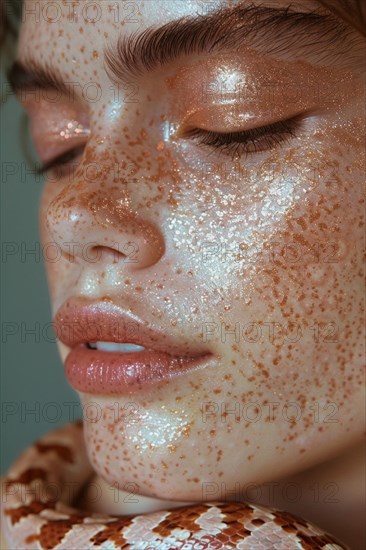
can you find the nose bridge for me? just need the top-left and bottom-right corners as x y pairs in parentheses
(46, 175), (165, 269)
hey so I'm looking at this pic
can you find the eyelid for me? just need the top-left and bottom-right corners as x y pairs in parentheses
(178, 109), (257, 136)
(185, 116), (300, 139)
(183, 115), (302, 159)
(27, 106), (90, 166)
(36, 145), (86, 175)
(179, 106), (311, 134)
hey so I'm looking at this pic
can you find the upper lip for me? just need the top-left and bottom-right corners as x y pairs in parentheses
(54, 297), (211, 358)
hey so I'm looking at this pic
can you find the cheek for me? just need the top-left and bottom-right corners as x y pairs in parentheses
(186, 122), (364, 336)
(167, 128), (365, 449)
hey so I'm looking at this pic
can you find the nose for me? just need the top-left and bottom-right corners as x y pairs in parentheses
(45, 183), (165, 269)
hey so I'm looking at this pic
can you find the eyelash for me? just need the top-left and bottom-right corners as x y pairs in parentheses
(37, 117), (300, 174)
(36, 146), (85, 176)
(185, 117), (301, 159)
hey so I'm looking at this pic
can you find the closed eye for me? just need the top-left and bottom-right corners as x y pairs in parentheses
(36, 145), (85, 176)
(36, 117), (302, 174)
(185, 117), (302, 159)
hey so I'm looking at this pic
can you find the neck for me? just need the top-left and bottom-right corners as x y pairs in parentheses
(77, 441), (365, 549)
(253, 441), (365, 550)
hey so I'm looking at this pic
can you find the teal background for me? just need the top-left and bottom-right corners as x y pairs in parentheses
(0, 65), (81, 475)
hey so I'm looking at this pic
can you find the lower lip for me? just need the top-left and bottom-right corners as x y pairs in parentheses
(64, 345), (213, 395)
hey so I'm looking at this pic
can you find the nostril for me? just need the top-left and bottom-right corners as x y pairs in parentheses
(82, 245), (126, 264)
(44, 186), (165, 268)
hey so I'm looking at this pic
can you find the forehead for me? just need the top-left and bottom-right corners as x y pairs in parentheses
(17, 0), (213, 89)
(15, 0), (363, 102)
(18, 0), (323, 60)
(19, 0), (207, 52)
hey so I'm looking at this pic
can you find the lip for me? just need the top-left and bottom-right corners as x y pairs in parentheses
(54, 297), (214, 395)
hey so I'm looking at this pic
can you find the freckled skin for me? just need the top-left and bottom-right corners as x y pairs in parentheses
(18, 0), (365, 531)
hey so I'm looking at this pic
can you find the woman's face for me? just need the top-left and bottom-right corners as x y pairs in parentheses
(17, 0), (365, 501)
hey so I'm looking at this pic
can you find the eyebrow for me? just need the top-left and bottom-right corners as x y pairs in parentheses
(106, 4), (354, 83)
(8, 3), (355, 97)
